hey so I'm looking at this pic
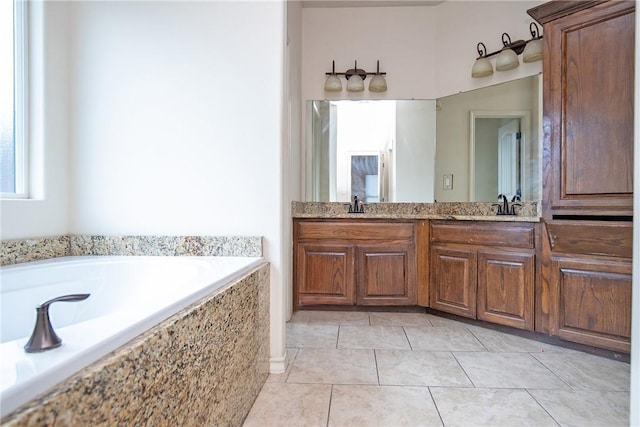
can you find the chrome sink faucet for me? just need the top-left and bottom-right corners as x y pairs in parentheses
(24, 294), (90, 353)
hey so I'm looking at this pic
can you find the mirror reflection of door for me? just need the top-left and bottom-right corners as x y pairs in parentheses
(350, 154), (379, 202)
(470, 111), (529, 202)
(498, 119), (521, 200)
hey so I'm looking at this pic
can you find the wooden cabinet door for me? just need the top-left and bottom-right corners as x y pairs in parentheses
(477, 250), (535, 330)
(551, 256), (631, 352)
(356, 243), (417, 306)
(542, 1), (634, 216)
(429, 246), (477, 318)
(295, 243), (355, 307)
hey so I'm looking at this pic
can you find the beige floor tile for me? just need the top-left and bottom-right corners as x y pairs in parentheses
(294, 310), (371, 325)
(288, 310), (312, 324)
(425, 314), (471, 328)
(453, 352), (569, 389)
(369, 312), (432, 327)
(376, 350), (473, 387)
(466, 325), (567, 353)
(338, 325), (411, 350)
(405, 326), (486, 351)
(328, 385), (443, 427)
(528, 389), (630, 427)
(287, 348), (378, 384)
(430, 387), (557, 427)
(286, 323), (339, 348)
(532, 352), (631, 391)
(243, 382), (331, 427)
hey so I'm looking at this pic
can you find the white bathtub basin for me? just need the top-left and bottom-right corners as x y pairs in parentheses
(0, 255), (263, 417)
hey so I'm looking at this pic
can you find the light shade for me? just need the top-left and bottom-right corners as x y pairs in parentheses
(471, 57), (493, 78)
(346, 74), (365, 92)
(496, 48), (519, 71)
(522, 39), (543, 63)
(324, 74), (342, 92)
(369, 74), (387, 92)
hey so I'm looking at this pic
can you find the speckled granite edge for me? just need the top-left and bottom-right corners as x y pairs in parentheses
(0, 236), (71, 266)
(291, 201), (540, 221)
(1, 235), (263, 266)
(69, 235), (263, 257)
(2, 263), (270, 426)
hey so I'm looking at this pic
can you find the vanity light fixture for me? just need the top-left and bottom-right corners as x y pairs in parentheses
(368, 61), (388, 92)
(522, 22), (543, 63)
(496, 33), (521, 71)
(324, 60), (387, 93)
(472, 23), (543, 78)
(324, 61), (343, 92)
(471, 43), (494, 78)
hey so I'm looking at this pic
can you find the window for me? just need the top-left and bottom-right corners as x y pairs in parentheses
(1, 0), (27, 198)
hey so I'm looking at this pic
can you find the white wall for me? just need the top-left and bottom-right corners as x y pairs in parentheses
(301, 1), (544, 102)
(1, 1), (288, 371)
(284, 0), (303, 324)
(66, 0), (286, 370)
(302, 6), (437, 101)
(0, 2), (70, 240)
(434, 1), (545, 99)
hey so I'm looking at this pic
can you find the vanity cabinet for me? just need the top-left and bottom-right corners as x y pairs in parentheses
(529, 0), (634, 352)
(429, 221), (537, 330)
(293, 219), (417, 309)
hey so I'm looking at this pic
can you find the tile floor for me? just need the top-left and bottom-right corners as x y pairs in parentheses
(243, 311), (631, 427)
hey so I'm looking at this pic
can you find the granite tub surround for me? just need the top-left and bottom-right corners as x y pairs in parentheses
(0, 236), (71, 266)
(291, 201), (540, 221)
(2, 263), (270, 426)
(1, 235), (262, 266)
(70, 235), (263, 257)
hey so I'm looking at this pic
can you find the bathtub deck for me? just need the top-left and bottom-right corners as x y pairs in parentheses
(2, 262), (270, 426)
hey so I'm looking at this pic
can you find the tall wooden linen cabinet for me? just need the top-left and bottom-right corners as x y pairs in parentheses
(528, 0), (634, 352)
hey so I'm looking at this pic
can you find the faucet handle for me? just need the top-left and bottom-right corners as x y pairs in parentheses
(491, 203), (503, 215)
(509, 203), (522, 215)
(37, 294), (90, 309)
(24, 293), (90, 353)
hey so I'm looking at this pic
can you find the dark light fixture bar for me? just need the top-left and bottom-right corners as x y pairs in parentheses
(476, 33), (527, 60)
(324, 60), (388, 92)
(472, 22), (543, 78)
(325, 60), (386, 81)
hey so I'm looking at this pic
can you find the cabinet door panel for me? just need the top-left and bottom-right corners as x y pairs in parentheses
(477, 251), (534, 330)
(542, 1), (635, 215)
(295, 243), (355, 306)
(552, 257), (631, 352)
(430, 246), (476, 318)
(357, 244), (416, 306)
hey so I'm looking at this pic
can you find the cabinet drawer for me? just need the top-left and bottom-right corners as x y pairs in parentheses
(546, 220), (632, 258)
(296, 221), (414, 242)
(430, 221), (535, 249)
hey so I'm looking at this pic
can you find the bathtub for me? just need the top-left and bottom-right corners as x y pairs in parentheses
(0, 255), (264, 418)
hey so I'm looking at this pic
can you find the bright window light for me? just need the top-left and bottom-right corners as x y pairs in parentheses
(1, 0), (28, 198)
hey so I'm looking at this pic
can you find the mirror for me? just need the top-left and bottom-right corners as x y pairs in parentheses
(306, 99), (436, 203)
(436, 75), (541, 202)
(305, 75), (541, 202)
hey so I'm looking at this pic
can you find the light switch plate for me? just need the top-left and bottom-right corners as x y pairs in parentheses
(443, 174), (453, 190)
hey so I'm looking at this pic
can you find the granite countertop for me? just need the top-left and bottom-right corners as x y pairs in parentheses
(291, 201), (541, 222)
